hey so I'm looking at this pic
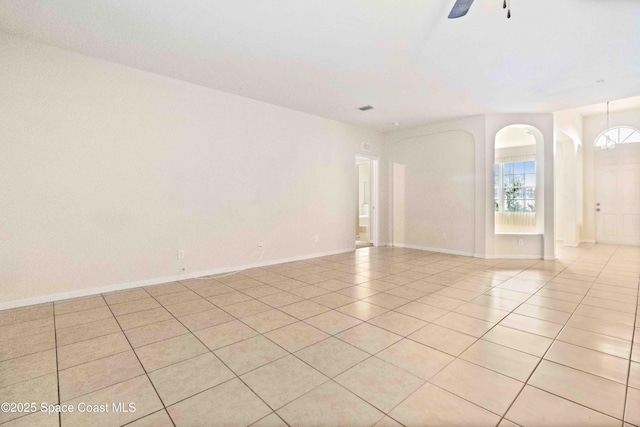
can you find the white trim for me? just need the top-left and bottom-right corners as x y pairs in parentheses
(556, 239), (595, 246)
(371, 158), (380, 247)
(0, 247), (355, 311)
(485, 254), (545, 260)
(355, 155), (380, 248)
(495, 232), (540, 236)
(392, 243), (544, 259)
(544, 255), (558, 260)
(392, 243), (475, 257)
(594, 126), (640, 148)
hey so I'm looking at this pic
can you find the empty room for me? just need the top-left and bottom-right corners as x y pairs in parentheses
(1, 1), (639, 426)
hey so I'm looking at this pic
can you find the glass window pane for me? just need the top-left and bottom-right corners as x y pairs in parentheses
(503, 163), (513, 174)
(525, 187), (535, 198)
(619, 127), (634, 143)
(525, 200), (536, 212)
(514, 162), (525, 174)
(525, 161), (535, 174)
(514, 174), (525, 185)
(504, 196), (518, 212)
(514, 200), (524, 212)
(525, 174), (536, 186)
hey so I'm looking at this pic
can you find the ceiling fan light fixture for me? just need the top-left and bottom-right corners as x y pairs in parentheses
(448, 0), (511, 19)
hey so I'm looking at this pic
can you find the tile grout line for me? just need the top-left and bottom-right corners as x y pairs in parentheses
(307, 257), (536, 421)
(172, 262), (454, 423)
(498, 245), (622, 425)
(99, 293), (178, 427)
(621, 267), (640, 425)
(140, 287), (293, 427)
(152, 268), (402, 421)
(53, 303), (62, 427)
(188, 251), (548, 422)
(378, 270), (557, 422)
(185, 270), (424, 425)
(2, 245), (635, 426)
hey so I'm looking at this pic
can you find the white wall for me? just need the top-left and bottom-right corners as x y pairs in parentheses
(554, 109), (584, 246)
(583, 108), (640, 241)
(391, 131), (475, 255)
(384, 113), (554, 260)
(384, 116), (487, 256)
(0, 34), (384, 307)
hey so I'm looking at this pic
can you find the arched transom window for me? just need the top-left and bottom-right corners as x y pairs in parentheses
(595, 126), (640, 149)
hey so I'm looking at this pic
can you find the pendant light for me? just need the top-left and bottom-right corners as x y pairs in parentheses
(603, 101), (616, 150)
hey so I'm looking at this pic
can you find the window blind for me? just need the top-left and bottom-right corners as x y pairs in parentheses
(495, 153), (536, 164)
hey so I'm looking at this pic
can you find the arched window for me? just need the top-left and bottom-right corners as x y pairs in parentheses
(594, 126), (640, 149)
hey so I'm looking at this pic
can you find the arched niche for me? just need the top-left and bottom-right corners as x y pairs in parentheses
(393, 130), (476, 255)
(494, 124), (544, 234)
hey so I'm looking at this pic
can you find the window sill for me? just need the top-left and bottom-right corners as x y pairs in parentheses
(494, 232), (540, 236)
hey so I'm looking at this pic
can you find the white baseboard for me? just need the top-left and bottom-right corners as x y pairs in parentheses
(558, 239), (596, 246)
(0, 247), (355, 311)
(484, 254), (545, 260)
(391, 243), (475, 257)
(392, 242), (550, 260)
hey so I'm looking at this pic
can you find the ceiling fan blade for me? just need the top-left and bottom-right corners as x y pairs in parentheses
(448, 0), (475, 18)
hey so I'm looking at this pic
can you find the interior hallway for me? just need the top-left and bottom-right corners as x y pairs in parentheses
(0, 243), (638, 426)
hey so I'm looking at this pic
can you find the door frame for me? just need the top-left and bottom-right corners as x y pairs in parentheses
(355, 155), (380, 247)
(594, 144), (640, 245)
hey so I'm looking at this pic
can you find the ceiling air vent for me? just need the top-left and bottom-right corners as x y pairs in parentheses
(362, 142), (372, 152)
(358, 105), (374, 111)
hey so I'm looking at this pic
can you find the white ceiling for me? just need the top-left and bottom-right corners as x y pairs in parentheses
(577, 95), (640, 116)
(1, 0), (639, 132)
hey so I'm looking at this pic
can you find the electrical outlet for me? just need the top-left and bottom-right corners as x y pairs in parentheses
(177, 249), (185, 260)
(518, 239), (524, 247)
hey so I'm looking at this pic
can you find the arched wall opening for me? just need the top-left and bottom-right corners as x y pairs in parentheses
(494, 124), (544, 235)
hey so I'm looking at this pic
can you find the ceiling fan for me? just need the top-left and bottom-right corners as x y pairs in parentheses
(448, 0), (511, 19)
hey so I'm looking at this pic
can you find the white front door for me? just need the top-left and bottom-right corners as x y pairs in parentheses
(595, 161), (640, 245)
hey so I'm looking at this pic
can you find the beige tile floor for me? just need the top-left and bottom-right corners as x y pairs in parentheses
(1, 243), (639, 426)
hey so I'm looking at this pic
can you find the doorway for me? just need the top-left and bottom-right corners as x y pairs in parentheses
(355, 156), (379, 249)
(595, 146), (640, 245)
